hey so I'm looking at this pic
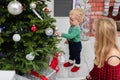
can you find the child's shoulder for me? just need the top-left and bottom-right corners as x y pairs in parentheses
(106, 48), (120, 66)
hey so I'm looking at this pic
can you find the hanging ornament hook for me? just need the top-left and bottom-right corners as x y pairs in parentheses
(32, 9), (43, 20)
(30, 2), (43, 20)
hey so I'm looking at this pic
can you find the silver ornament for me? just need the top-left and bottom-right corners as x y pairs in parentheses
(7, 0), (23, 15)
(30, 2), (36, 9)
(45, 27), (54, 36)
(12, 34), (21, 42)
(26, 52), (35, 61)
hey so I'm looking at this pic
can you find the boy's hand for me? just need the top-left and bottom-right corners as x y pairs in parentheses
(56, 32), (62, 37)
(64, 40), (68, 44)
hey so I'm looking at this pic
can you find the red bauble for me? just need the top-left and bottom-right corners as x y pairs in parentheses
(41, 76), (48, 80)
(31, 24), (37, 32)
(44, 7), (49, 13)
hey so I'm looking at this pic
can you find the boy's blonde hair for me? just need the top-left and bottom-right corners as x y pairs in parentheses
(69, 8), (84, 23)
(93, 17), (119, 67)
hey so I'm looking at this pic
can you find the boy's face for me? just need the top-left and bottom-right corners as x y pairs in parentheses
(69, 15), (80, 26)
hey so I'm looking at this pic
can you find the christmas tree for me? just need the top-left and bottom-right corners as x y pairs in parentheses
(0, 0), (61, 74)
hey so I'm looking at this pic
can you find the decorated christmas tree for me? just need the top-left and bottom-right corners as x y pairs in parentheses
(0, 0), (61, 75)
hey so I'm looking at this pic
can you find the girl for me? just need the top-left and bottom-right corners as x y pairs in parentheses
(86, 17), (120, 80)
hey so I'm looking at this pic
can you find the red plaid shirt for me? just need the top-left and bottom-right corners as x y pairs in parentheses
(89, 61), (120, 80)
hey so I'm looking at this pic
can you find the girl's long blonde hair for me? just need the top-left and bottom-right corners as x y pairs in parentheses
(92, 17), (119, 68)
